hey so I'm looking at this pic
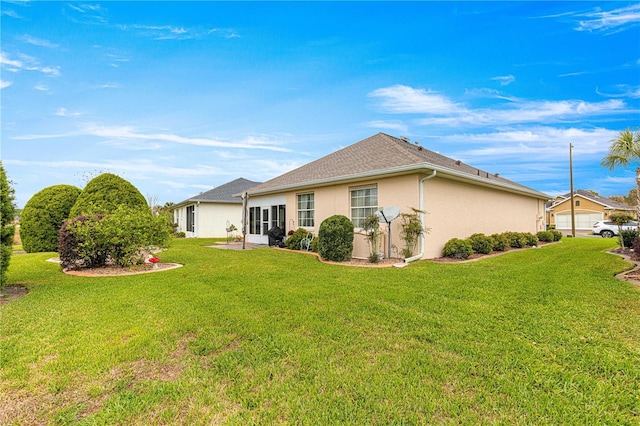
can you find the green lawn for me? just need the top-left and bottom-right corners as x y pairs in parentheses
(1, 238), (639, 424)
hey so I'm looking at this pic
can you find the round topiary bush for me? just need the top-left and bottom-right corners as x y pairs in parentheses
(468, 233), (494, 254)
(536, 230), (554, 243)
(20, 184), (81, 253)
(69, 173), (148, 217)
(490, 233), (509, 251)
(550, 230), (563, 241)
(442, 238), (473, 259)
(317, 215), (354, 261)
(522, 232), (539, 247)
(503, 231), (527, 248)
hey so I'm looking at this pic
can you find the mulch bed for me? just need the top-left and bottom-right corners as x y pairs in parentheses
(63, 262), (182, 277)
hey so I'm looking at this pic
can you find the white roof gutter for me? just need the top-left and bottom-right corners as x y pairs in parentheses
(404, 170), (437, 264)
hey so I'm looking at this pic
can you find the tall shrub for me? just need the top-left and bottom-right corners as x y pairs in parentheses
(20, 184), (81, 253)
(69, 173), (148, 217)
(362, 214), (382, 263)
(317, 215), (354, 262)
(58, 215), (109, 269)
(0, 162), (16, 289)
(399, 208), (426, 259)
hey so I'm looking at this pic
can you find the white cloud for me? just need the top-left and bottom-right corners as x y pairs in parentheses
(18, 35), (59, 49)
(491, 75), (515, 86)
(370, 84), (629, 127)
(368, 85), (463, 114)
(443, 126), (617, 161)
(363, 120), (408, 133)
(1, 52), (23, 68)
(0, 51), (60, 76)
(0, 80), (13, 89)
(118, 24), (239, 41)
(4, 158), (224, 178)
(573, 4), (640, 34)
(13, 124), (293, 153)
(54, 108), (83, 117)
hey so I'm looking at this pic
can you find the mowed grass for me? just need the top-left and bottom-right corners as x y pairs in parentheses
(1, 238), (639, 424)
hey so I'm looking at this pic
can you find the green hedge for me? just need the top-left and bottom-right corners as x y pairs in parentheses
(20, 184), (81, 253)
(69, 173), (148, 217)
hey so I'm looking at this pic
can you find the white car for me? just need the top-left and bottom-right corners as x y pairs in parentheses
(592, 220), (638, 238)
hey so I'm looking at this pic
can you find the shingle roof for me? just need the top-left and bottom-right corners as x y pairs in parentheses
(247, 132), (547, 198)
(175, 178), (262, 206)
(551, 190), (635, 210)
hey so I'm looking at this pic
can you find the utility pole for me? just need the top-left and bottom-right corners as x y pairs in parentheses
(569, 143), (576, 238)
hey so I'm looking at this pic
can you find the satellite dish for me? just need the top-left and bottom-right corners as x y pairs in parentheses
(375, 206), (401, 223)
(375, 206), (401, 259)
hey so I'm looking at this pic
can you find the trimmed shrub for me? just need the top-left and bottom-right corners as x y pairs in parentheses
(619, 229), (639, 249)
(317, 215), (354, 262)
(443, 238), (474, 259)
(285, 228), (313, 250)
(522, 232), (539, 247)
(490, 233), (509, 251)
(58, 214), (109, 269)
(0, 162), (16, 288)
(503, 231), (527, 248)
(69, 173), (148, 217)
(550, 230), (563, 241)
(468, 233), (493, 254)
(58, 208), (173, 269)
(536, 230), (555, 243)
(20, 184), (81, 253)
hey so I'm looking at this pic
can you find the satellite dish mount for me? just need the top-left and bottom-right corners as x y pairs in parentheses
(374, 206), (401, 259)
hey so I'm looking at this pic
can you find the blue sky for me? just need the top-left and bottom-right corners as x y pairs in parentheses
(2, 1), (639, 208)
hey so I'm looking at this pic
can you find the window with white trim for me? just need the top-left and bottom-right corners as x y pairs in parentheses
(350, 186), (378, 228)
(186, 205), (195, 232)
(297, 193), (314, 227)
(249, 207), (261, 235)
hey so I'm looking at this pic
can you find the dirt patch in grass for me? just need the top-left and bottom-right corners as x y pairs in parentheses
(0, 284), (29, 305)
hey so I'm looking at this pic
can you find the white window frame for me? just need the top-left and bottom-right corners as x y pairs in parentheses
(297, 193), (315, 227)
(350, 185), (378, 228)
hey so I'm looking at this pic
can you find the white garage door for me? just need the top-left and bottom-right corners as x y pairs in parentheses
(555, 213), (603, 229)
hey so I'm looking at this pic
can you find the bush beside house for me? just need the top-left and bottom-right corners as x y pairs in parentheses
(318, 215), (354, 262)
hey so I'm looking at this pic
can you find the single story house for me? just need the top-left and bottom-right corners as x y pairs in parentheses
(546, 190), (637, 231)
(173, 177), (261, 238)
(243, 133), (549, 259)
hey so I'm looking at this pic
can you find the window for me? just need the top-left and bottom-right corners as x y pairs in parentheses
(297, 193), (314, 227)
(350, 186), (378, 228)
(575, 200), (581, 207)
(249, 207), (261, 235)
(186, 205), (195, 232)
(271, 205), (286, 230)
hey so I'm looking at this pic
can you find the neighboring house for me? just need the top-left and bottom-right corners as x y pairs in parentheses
(546, 190), (637, 231)
(173, 178), (261, 238)
(244, 133), (549, 259)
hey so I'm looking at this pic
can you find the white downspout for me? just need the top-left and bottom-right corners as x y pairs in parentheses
(404, 170), (437, 263)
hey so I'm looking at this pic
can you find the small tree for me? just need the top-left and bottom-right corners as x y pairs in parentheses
(317, 215), (354, 262)
(20, 184), (81, 253)
(609, 212), (634, 248)
(0, 162), (16, 289)
(361, 214), (382, 263)
(399, 208), (427, 259)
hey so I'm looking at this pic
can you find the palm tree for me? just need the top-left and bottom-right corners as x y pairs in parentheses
(601, 128), (640, 221)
